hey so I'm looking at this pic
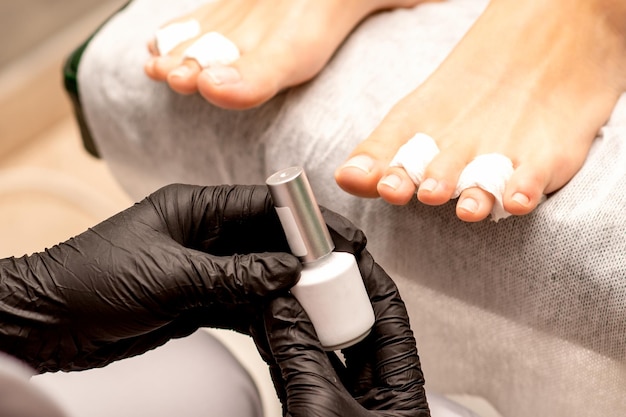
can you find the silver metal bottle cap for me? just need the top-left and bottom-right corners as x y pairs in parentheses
(266, 166), (334, 263)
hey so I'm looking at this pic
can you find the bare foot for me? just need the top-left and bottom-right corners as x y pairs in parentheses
(144, 0), (425, 109)
(335, 0), (626, 222)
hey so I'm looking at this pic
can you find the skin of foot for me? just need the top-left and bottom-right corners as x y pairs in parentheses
(145, 0), (426, 109)
(335, 0), (626, 222)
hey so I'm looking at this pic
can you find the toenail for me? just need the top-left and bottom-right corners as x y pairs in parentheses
(146, 58), (157, 72)
(379, 174), (402, 190)
(420, 178), (438, 193)
(458, 197), (479, 214)
(340, 155), (376, 174)
(170, 66), (192, 78)
(204, 65), (241, 85)
(512, 192), (530, 206)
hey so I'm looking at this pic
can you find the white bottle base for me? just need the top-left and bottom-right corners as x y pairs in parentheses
(323, 328), (372, 351)
(292, 252), (375, 351)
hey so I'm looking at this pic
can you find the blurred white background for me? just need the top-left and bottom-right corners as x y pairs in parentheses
(0, 0), (131, 258)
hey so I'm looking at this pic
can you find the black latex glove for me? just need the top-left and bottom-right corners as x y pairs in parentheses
(252, 208), (431, 417)
(0, 184), (301, 373)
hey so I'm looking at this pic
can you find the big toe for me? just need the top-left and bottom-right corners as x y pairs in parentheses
(335, 155), (388, 198)
(197, 33), (327, 109)
(335, 130), (409, 198)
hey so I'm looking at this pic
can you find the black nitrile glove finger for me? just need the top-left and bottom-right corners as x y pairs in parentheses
(264, 289), (429, 417)
(254, 206), (430, 416)
(327, 208), (427, 411)
(341, 250), (427, 412)
(0, 184), (301, 372)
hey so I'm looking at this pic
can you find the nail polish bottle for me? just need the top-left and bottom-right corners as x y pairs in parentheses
(266, 166), (375, 350)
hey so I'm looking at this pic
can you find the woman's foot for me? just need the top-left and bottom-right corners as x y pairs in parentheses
(335, 0), (626, 222)
(144, 0), (424, 109)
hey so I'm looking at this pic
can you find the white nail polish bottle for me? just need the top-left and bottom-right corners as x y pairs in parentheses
(266, 166), (375, 350)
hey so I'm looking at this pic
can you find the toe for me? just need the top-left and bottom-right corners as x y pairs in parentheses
(417, 148), (471, 205)
(335, 123), (413, 198)
(144, 57), (159, 80)
(503, 162), (550, 216)
(197, 19), (338, 109)
(377, 168), (418, 205)
(197, 62), (276, 109)
(150, 55), (184, 81)
(334, 155), (385, 198)
(147, 40), (159, 56)
(197, 64), (251, 108)
(167, 60), (203, 95)
(456, 188), (495, 222)
(196, 41), (294, 109)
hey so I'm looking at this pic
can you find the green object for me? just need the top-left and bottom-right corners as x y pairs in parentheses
(62, 2), (131, 158)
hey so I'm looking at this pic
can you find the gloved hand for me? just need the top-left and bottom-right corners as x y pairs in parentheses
(252, 208), (431, 416)
(0, 184), (301, 373)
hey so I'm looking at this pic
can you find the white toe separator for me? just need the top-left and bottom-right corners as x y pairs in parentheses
(183, 32), (240, 67)
(156, 20), (201, 56)
(389, 133), (526, 222)
(389, 133), (440, 185)
(454, 153), (515, 222)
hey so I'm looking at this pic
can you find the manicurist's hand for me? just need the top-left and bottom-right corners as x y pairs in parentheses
(254, 208), (431, 417)
(0, 184), (301, 372)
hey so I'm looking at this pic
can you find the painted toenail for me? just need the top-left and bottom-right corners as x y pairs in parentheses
(204, 66), (241, 85)
(340, 155), (376, 174)
(380, 174), (402, 190)
(420, 178), (438, 192)
(458, 197), (479, 214)
(512, 192), (530, 206)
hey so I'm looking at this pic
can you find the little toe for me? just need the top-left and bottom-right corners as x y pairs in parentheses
(147, 40), (159, 56)
(377, 168), (418, 205)
(144, 41), (162, 79)
(502, 163), (550, 216)
(456, 188), (495, 222)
